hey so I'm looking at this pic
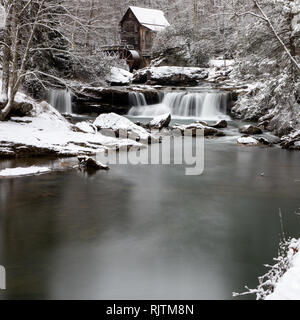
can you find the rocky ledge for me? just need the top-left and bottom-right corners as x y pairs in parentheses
(72, 86), (161, 115)
(133, 66), (209, 86)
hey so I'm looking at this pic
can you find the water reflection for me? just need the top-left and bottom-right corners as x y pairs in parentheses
(0, 139), (300, 299)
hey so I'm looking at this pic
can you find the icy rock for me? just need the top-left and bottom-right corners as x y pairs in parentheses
(239, 125), (263, 135)
(78, 156), (109, 171)
(149, 113), (171, 130)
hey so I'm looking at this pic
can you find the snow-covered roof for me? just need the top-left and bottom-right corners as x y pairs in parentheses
(128, 6), (170, 29)
(141, 24), (166, 32)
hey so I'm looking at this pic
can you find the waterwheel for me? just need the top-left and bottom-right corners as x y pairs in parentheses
(120, 49), (141, 71)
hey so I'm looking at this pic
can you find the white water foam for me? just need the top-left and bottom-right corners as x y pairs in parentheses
(128, 91), (230, 120)
(49, 89), (73, 114)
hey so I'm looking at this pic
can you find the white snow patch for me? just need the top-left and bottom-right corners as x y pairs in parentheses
(106, 67), (133, 85)
(266, 239), (300, 300)
(0, 166), (51, 177)
(237, 136), (259, 145)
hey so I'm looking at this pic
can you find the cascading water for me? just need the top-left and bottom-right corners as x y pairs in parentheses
(128, 92), (147, 107)
(49, 89), (73, 114)
(128, 91), (230, 120)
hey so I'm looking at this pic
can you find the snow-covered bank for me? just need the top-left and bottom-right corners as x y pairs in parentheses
(266, 239), (300, 300)
(0, 166), (51, 177)
(0, 92), (145, 159)
(234, 238), (300, 300)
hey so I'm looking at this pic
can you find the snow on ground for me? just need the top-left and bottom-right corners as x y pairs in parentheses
(0, 166), (51, 177)
(266, 239), (300, 300)
(106, 67), (133, 85)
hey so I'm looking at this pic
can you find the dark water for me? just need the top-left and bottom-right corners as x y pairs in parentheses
(0, 123), (300, 299)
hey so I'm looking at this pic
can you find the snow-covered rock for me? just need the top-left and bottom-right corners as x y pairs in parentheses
(78, 155), (109, 171)
(173, 122), (225, 137)
(149, 113), (171, 130)
(133, 66), (209, 86)
(93, 113), (158, 143)
(280, 130), (300, 150)
(74, 121), (97, 134)
(237, 136), (259, 145)
(106, 67), (133, 85)
(0, 166), (51, 177)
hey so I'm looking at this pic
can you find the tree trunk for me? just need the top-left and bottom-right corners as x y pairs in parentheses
(85, 0), (95, 52)
(0, 3), (13, 104)
(71, 6), (80, 50)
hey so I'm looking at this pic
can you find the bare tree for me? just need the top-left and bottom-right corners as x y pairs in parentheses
(234, 0), (300, 72)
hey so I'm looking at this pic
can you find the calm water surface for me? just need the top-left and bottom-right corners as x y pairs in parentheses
(0, 120), (300, 299)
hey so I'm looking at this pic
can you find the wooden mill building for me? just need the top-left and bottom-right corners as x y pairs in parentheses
(119, 6), (170, 64)
(101, 6), (170, 71)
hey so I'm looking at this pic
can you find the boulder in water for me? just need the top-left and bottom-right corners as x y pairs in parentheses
(173, 122), (225, 137)
(280, 130), (300, 150)
(237, 136), (259, 146)
(149, 113), (171, 130)
(78, 156), (109, 171)
(93, 113), (158, 144)
(239, 125), (262, 135)
(211, 120), (228, 129)
(257, 137), (272, 146)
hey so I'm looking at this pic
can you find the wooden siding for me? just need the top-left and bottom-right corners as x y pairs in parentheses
(120, 8), (155, 55)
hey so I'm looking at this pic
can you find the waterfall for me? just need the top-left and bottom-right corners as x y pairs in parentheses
(49, 89), (73, 114)
(128, 91), (230, 120)
(128, 92), (147, 107)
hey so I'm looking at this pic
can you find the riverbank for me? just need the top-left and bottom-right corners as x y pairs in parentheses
(266, 238), (300, 300)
